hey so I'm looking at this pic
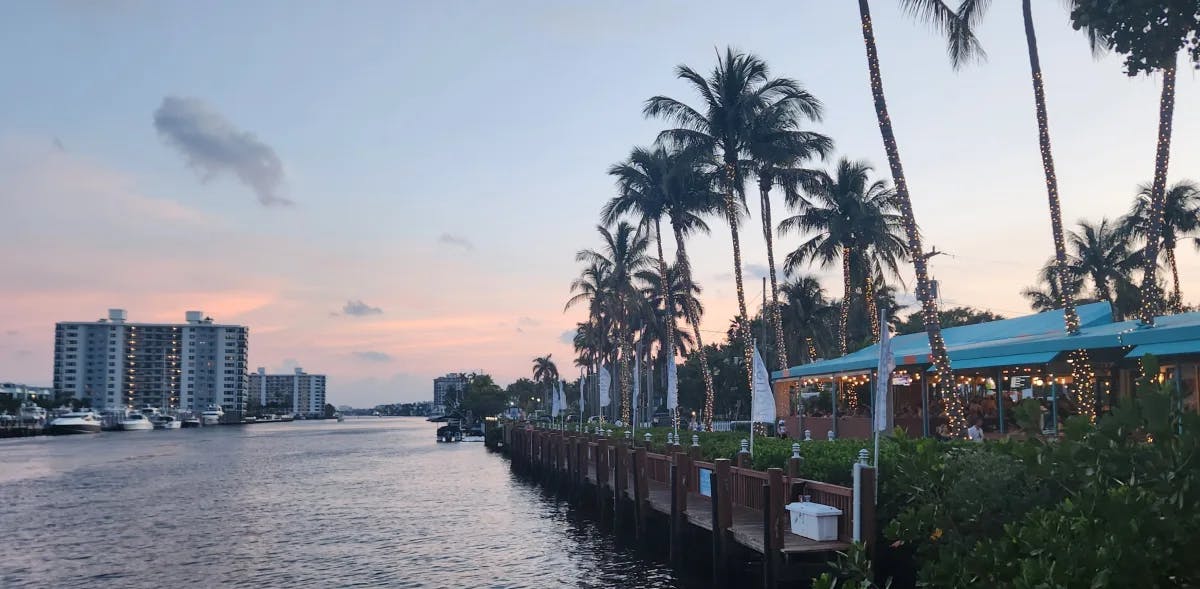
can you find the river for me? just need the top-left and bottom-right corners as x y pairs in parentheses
(0, 417), (696, 588)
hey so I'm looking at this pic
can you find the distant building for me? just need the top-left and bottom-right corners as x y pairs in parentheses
(433, 373), (468, 415)
(0, 382), (53, 400)
(249, 367), (327, 416)
(53, 309), (249, 416)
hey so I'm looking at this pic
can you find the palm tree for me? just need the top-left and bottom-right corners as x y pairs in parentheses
(746, 86), (833, 371)
(575, 222), (651, 425)
(778, 158), (907, 355)
(1121, 180), (1200, 313)
(1069, 218), (1138, 310)
(645, 47), (820, 412)
(778, 275), (837, 364)
(1021, 257), (1087, 313)
(662, 151), (724, 430)
(605, 145), (718, 427)
(636, 262), (702, 358)
(532, 355), (559, 411)
(854, 0), (982, 436)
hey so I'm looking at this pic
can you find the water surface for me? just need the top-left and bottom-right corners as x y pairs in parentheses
(0, 418), (692, 588)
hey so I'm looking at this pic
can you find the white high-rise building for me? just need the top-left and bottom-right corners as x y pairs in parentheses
(249, 367), (327, 416)
(433, 373), (468, 415)
(53, 309), (249, 416)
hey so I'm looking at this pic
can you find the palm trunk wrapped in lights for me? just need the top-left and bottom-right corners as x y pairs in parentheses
(857, 0), (966, 436)
(1023, 0), (1094, 422)
(758, 176), (789, 370)
(1166, 245), (1183, 314)
(806, 337), (818, 364)
(839, 251), (852, 355)
(620, 333), (633, 425)
(723, 163), (757, 409)
(1137, 63), (1176, 326)
(863, 257), (880, 342)
(673, 223), (717, 431)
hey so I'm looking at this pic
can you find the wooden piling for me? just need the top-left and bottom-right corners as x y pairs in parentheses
(634, 447), (648, 539)
(711, 458), (732, 585)
(614, 441), (628, 531)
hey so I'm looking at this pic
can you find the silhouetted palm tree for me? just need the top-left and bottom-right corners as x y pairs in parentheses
(778, 276), (837, 364)
(575, 222), (651, 424)
(1069, 218), (1138, 309)
(746, 86), (833, 370)
(532, 355), (559, 411)
(779, 158), (907, 355)
(1121, 180), (1200, 313)
(645, 47), (820, 411)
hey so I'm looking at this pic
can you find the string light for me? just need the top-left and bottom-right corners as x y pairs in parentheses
(1137, 64), (1176, 326)
(723, 162), (756, 427)
(759, 184), (789, 370)
(864, 270), (880, 342)
(858, 2), (965, 437)
(806, 337), (818, 363)
(674, 226), (717, 431)
(840, 253), (852, 355)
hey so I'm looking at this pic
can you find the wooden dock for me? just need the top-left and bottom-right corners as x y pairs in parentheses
(503, 425), (876, 587)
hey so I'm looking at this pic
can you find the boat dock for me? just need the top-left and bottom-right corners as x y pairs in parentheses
(502, 425), (876, 587)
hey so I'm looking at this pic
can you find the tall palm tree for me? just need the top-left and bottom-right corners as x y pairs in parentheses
(636, 262), (702, 358)
(645, 47), (820, 414)
(779, 158), (907, 355)
(855, 0), (982, 436)
(1121, 180), (1200, 313)
(605, 145), (718, 427)
(575, 222), (651, 425)
(663, 152), (724, 430)
(1021, 256), (1088, 313)
(532, 355), (559, 411)
(746, 87), (833, 371)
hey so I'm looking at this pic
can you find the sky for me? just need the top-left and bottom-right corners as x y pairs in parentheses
(0, 1), (1197, 406)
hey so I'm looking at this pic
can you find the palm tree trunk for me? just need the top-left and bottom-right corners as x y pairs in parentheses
(759, 178), (789, 370)
(723, 162), (756, 418)
(654, 217), (677, 393)
(857, 0), (965, 436)
(673, 223), (717, 431)
(1166, 245), (1183, 313)
(864, 273), (880, 341)
(1024, 0), (1094, 421)
(1137, 63), (1177, 325)
(840, 251), (852, 355)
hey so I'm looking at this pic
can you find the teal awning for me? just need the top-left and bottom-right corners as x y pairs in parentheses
(1125, 341), (1200, 358)
(927, 351), (1059, 371)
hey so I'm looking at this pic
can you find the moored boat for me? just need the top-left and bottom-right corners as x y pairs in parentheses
(181, 414), (201, 428)
(47, 411), (102, 435)
(200, 405), (224, 426)
(151, 414), (182, 429)
(119, 412), (154, 431)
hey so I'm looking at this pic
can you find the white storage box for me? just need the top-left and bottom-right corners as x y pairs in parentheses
(785, 502), (843, 541)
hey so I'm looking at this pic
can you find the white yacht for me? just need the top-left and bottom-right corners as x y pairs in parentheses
(18, 402), (47, 424)
(47, 411), (102, 435)
(119, 412), (154, 431)
(200, 405), (224, 426)
(151, 414), (182, 429)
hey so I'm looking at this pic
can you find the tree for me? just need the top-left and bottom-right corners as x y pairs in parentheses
(645, 47), (817, 425)
(855, 0), (982, 436)
(461, 373), (508, 419)
(531, 354), (559, 412)
(779, 158), (907, 355)
(575, 222), (651, 424)
(505, 377), (539, 414)
(1069, 218), (1139, 308)
(1070, 0), (1200, 324)
(779, 276), (838, 364)
(746, 82), (833, 370)
(896, 307), (1003, 335)
(1121, 180), (1200, 312)
(323, 403), (336, 419)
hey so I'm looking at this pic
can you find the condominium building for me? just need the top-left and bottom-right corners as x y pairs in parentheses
(249, 367), (327, 416)
(433, 373), (469, 415)
(52, 309), (249, 415)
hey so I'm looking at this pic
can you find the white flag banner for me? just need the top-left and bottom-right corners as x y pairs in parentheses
(751, 343), (775, 424)
(666, 345), (678, 411)
(599, 366), (611, 408)
(550, 383), (560, 417)
(579, 374), (586, 406)
(558, 380), (567, 415)
(875, 318), (895, 433)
